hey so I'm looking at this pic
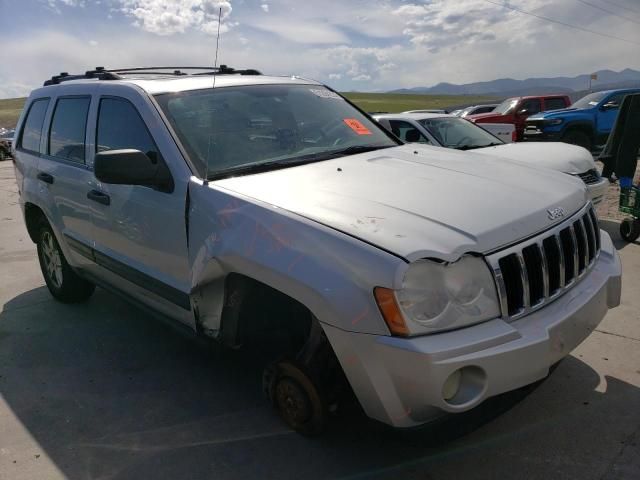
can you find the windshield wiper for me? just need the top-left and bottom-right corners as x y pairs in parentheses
(324, 145), (395, 157)
(206, 145), (394, 180)
(453, 142), (502, 151)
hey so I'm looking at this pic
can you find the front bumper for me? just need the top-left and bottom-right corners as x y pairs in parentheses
(523, 128), (562, 142)
(323, 231), (621, 428)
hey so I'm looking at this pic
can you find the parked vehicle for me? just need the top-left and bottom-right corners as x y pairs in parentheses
(375, 112), (515, 143)
(13, 66), (621, 435)
(458, 104), (498, 117)
(373, 113), (607, 204)
(468, 95), (571, 141)
(0, 128), (15, 161)
(523, 88), (640, 152)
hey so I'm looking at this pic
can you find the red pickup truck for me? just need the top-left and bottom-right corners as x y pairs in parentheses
(467, 94), (571, 141)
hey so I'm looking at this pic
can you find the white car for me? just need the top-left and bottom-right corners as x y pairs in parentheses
(373, 113), (607, 205)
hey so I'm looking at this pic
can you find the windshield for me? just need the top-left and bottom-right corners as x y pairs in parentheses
(418, 117), (503, 149)
(571, 91), (607, 109)
(155, 84), (398, 179)
(493, 98), (519, 115)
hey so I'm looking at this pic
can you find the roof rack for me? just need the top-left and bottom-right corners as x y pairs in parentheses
(43, 65), (262, 86)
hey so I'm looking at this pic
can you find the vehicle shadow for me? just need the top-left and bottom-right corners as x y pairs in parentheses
(1, 287), (639, 479)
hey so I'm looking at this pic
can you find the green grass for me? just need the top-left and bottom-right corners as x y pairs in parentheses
(0, 98), (26, 129)
(0, 92), (498, 128)
(342, 92), (498, 113)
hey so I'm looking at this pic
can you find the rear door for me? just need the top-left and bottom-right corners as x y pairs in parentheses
(87, 86), (192, 324)
(37, 87), (99, 273)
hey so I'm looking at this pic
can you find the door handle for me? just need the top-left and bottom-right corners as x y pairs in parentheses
(37, 172), (54, 184)
(87, 189), (111, 206)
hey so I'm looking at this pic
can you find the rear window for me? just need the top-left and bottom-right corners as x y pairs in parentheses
(19, 98), (50, 154)
(48, 97), (91, 163)
(544, 98), (567, 111)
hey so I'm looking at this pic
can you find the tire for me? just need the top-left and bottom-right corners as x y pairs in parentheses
(620, 218), (640, 243)
(36, 220), (95, 303)
(264, 360), (328, 436)
(561, 129), (592, 152)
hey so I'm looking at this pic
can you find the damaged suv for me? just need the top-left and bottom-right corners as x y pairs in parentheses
(13, 67), (621, 434)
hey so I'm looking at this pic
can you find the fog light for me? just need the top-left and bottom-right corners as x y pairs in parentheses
(442, 370), (462, 401)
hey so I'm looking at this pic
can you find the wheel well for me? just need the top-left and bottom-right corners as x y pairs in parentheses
(24, 203), (47, 243)
(563, 123), (595, 140)
(218, 273), (313, 357)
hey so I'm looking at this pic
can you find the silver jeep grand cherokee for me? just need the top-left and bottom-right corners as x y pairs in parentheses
(12, 66), (621, 435)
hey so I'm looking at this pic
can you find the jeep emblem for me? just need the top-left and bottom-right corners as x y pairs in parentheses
(547, 207), (566, 220)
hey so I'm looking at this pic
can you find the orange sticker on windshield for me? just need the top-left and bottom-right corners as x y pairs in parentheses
(344, 118), (372, 135)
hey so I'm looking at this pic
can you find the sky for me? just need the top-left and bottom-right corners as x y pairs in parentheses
(0, 0), (639, 99)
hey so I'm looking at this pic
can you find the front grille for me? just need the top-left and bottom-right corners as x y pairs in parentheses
(576, 169), (601, 185)
(486, 204), (600, 320)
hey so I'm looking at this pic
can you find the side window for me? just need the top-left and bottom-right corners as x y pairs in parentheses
(520, 99), (541, 115)
(544, 98), (567, 111)
(48, 97), (91, 163)
(19, 98), (50, 154)
(388, 120), (431, 144)
(96, 97), (158, 157)
(603, 93), (625, 109)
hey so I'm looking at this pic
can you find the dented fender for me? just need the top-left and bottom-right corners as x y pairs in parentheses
(187, 177), (404, 337)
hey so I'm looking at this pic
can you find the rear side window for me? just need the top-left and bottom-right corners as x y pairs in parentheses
(96, 97), (158, 156)
(19, 98), (50, 154)
(544, 98), (567, 111)
(48, 97), (91, 163)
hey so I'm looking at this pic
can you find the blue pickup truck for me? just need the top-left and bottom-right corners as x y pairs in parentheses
(523, 88), (640, 151)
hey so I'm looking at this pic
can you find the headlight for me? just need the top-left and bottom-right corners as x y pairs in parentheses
(394, 256), (500, 334)
(544, 119), (564, 126)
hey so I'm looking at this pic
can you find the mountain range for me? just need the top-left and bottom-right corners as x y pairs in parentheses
(389, 68), (640, 99)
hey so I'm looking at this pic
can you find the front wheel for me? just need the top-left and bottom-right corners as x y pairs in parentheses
(620, 218), (640, 243)
(36, 221), (95, 303)
(561, 130), (592, 151)
(264, 361), (328, 436)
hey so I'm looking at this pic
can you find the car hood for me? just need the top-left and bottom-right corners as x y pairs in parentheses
(527, 108), (588, 120)
(214, 145), (587, 262)
(472, 142), (595, 174)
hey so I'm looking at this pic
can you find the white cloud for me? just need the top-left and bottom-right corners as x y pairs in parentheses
(1, 0), (639, 98)
(260, 3), (269, 13)
(246, 17), (349, 44)
(118, 0), (233, 35)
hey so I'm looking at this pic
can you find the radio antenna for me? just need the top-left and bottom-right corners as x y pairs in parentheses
(205, 6), (223, 184)
(213, 6), (222, 78)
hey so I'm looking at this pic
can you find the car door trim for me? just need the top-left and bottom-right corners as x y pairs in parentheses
(64, 233), (191, 311)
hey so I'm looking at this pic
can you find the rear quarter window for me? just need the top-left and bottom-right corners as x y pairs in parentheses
(19, 98), (50, 154)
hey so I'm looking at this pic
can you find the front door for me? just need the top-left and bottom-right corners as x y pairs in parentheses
(87, 89), (192, 324)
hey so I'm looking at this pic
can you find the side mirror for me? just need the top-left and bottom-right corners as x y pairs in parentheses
(94, 149), (174, 192)
(517, 108), (530, 116)
(601, 102), (619, 111)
